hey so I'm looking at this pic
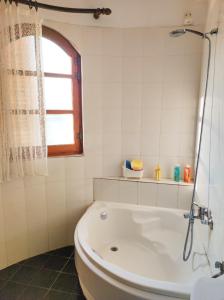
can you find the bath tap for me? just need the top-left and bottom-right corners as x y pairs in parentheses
(212, 261), (224, 278)
(184, 202), (213, 230)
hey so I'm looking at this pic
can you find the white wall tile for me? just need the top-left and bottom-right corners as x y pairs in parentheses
(25, 184), (48, 257)
(85, 179), (94, 205)
(178, 186), (193, 210)
(65, 157), (85, 180)
(123, 28), (143, 57)
(162, 84), (184, 109)
(102, 56), (123, 83)
(82, 83), (102, 110)
(84, 132), (102, 155)
(66, 179), (87, 244)
(123, 57), (142, 83)
(123, 83), (142, 109)
(161, 109), (181, 134)
(141, 109), (161, 134)
(102, 133), (122, 155)
(46, 182), (67, 250)
(102, 108), (121, 133)
(102, 155), (122, 177)
(164, 54), (201, 83)
(94, 179), (120, 202)
(179, 134), (195, 157)
(138, 183), (157, 206)
(142, 55), (164, 83)
(82, 27), (103, 56)
(84, 104), (102, 134)
(122, 132), (141, 156)
(157, 184), (179, 208)
(102, 28), (123, 56)
(119, 181), (138, 204)
(46, 158), (65, 183)
(2, 182), (28, 265)
(178, 109), (197, 134)
(160, 134), (181, 157)
(24, 176), (45, 187)
(82, 55), (102, 83)
(84, 155), (103, 179)
(142, 28), (166, 56)
(102, 83), (122, 109)
(122, 108), (141, 133)
(141, 132), (160, 156)
(142, 83), (163, 109)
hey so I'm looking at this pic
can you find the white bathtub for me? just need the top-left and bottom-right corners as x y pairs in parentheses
(74, 201), (211, 300)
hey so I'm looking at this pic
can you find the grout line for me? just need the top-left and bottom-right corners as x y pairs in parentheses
(42, 257), (74, 298)
(0, 247), (78, 297)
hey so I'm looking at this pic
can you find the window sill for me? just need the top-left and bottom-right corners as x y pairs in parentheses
(48, 153), (84, 159)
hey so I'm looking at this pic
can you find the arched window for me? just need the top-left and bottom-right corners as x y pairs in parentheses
(42, 26), (83, 156)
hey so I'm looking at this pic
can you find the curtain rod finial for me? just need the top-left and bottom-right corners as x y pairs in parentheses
(93, 7), (112, 19)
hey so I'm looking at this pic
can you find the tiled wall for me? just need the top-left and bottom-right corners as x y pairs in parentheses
(94, 178), (193, 209)
(0, 20), (203, 269)
(196, 0), (224, 273)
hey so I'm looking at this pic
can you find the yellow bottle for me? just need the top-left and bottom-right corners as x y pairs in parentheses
(155, 164), (161, 181)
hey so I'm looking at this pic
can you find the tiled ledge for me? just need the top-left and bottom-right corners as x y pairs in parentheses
(94, 177), (193, 210)
(95, 177), (194, 186)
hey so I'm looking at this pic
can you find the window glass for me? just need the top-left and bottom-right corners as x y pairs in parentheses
(46, 114), (74, 145)
(44, 77), (73, 110)
(42, 37), (72, 74)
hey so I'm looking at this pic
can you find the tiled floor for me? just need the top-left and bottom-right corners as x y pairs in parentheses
(0, 246), (86, 300)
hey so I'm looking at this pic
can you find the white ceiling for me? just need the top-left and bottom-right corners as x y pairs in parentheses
(39, 0), (208, 28)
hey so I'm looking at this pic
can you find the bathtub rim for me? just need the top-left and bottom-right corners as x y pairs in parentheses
(75, 201), (207, 299)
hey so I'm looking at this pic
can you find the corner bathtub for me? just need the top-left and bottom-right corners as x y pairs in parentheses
(74, 201), (210, 300)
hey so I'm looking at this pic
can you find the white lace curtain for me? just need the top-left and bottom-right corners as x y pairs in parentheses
(0, 2), (47, 182)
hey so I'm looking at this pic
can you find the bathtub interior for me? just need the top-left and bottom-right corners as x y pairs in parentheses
(77, 202), (210, 287)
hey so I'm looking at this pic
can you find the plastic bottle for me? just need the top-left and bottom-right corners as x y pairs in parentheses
(184, 165), (192, 183)
(155, 165), (161, 181)
(174, 165), (181, 182)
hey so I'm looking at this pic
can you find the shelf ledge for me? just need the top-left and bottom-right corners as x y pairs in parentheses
(94, 177), (194, 186)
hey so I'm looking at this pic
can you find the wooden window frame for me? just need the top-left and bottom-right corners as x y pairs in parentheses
(43, 26), (83, 157)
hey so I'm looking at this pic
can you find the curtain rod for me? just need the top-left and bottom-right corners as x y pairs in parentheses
(7, 0), (112, 19)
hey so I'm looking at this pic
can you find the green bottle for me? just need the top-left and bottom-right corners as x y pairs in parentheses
(174, 165), (181, 182)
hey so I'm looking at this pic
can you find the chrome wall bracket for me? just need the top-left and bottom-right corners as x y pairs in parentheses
(184, 203), (213, 230)
(212, 261), (224, 278)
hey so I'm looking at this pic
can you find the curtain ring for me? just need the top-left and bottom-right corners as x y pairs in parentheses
(34, 0), (38, 11)
(28, 0), (33, 9)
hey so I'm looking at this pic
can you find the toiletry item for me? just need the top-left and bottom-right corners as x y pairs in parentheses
(155, 164), (161, 181)
(174, 165), (181, 182)
(123, 161), (144, 179)
(184, 165), (192, 183)
(125, 160), (132, 170)
(131, 160), (143, 171)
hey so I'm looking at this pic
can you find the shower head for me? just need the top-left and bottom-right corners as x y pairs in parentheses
(169, 29), (186, 37)
(169, 28), (205, 38)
